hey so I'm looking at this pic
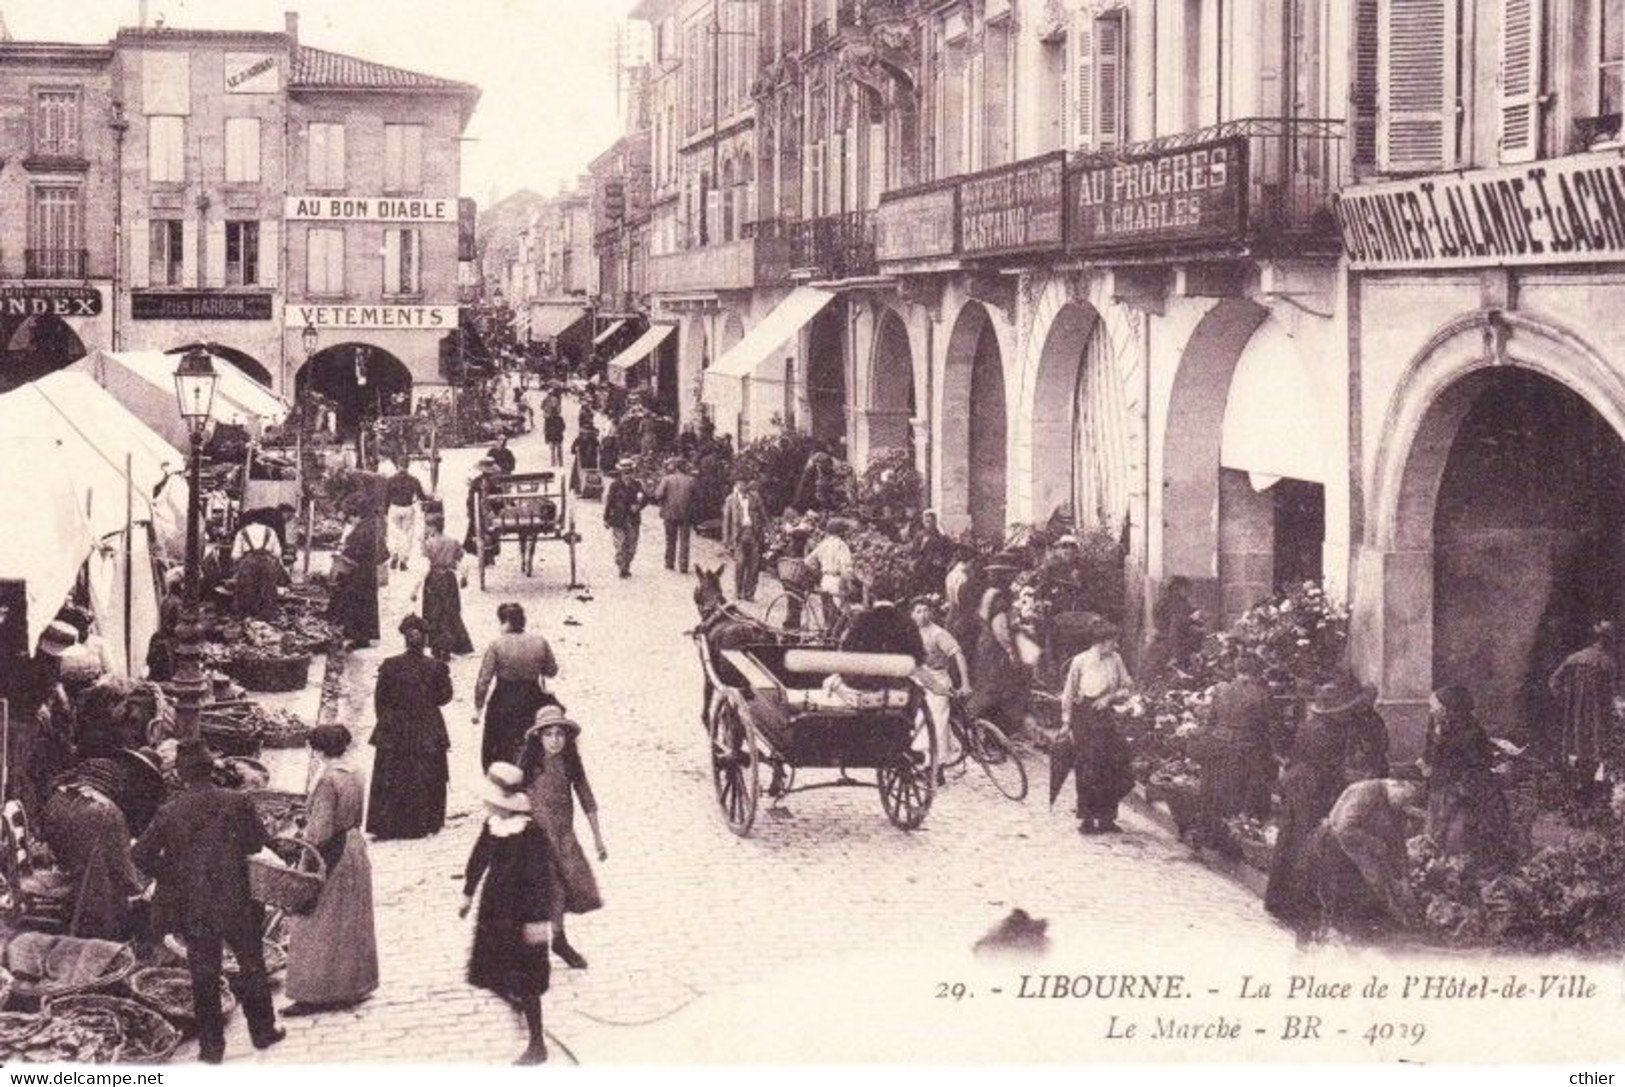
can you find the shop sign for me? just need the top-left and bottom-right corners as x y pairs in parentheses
(225, 52), (280, 94)
(459, 198), (478, 262)
(287, 304), (459, 330)
(132, 291), (273, 320)
(0, 285), (101, 318)
(876, 184), (957, 262)
(1067, 136), (1248, 253)
(957, 152), (1065, 257)
(1338, 150), (1625, 270)
(285, 196), (457, 223)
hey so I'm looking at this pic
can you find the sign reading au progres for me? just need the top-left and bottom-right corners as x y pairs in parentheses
(1068, 135), (1249, 253)
(958, 152), (1065, 257)
(1338, 151), (1625, 270)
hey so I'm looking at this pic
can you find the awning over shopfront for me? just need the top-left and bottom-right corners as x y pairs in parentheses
(593, 319), (628, 346)
(75, 350), (287, 450)
(607, 324), (675, 376)
(530, 302), (589, 341)
(1219, 317), (1332, 486)
(705, 287), (835, 384)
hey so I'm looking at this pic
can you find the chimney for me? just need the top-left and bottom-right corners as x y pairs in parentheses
(284, 10), (299, 50)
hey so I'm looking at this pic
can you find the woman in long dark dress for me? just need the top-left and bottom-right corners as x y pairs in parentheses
(473, 603), (561, 770)
(1059, 622), (1136, 833)
(1421, 685), (1513, 874)
(412, 515), (474, 660)
(967, 588), (1027, 736)
(519, 707), (606, 970)
(367, 616), (453, 839)
(460, 762), (556, 1065)
(328, 504), (385, 647)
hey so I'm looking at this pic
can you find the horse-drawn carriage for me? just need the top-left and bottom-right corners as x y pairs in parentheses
(690, 622), (937, 836)
(472, 470), (582, 590)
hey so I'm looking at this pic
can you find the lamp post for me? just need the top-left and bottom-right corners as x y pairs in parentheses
(170, 346), (219, 739)
(299, 325), (319, 574)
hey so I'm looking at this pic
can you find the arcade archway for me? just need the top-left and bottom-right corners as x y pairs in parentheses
(867, 308), (915, 458)
(165, 343), (272, 388)
(941, 301), (1007, 536)
(0, 315), (86, 394)
(295, 342), (412, 436)
(807, 305), (847, 450)
(1030, 301), (1132, 537)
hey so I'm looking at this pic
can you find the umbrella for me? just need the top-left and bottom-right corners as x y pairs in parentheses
(1047, 729), (1075, 807)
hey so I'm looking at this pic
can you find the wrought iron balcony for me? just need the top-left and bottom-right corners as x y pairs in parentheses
(25, 248), (89, 279)
(791, 211), (877, 280)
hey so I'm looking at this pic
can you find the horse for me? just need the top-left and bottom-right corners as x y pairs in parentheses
(691, 564), (781, 730)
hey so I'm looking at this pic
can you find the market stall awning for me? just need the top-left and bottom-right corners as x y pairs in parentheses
(593, 319), (628, 346)
(529, 302), (589, 341)
(1219, 317), (1332, 486)
(75, 350), (287, 450)
(705, 287), (835, 383)
(607, 324), (675, 377)
(0, 436), (100, 651)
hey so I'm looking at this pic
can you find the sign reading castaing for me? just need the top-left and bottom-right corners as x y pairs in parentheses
(1067, 136), (1248, 253)
(225, 53), (280, 94)
(957, 153), (1065, 257)
(876, 185), (957, 262)
(1338, 151), (1625, 270)
(286, 196), (457, 223)
(287, 304), (459, 330)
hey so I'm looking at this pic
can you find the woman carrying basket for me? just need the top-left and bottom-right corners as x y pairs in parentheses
(284, 725), (378, 1015)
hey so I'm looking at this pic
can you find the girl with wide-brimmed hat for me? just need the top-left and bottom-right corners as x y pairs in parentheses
(519, 705), (605, 971)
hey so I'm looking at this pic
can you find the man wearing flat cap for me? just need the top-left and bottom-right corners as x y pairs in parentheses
(134, 738), (283, 1063)
(602, 459), (650, 579)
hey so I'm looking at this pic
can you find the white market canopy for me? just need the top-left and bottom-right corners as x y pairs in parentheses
(74, 350), (288, 449)
(705, 287), (835, 384)
(606, 324), (675, 377)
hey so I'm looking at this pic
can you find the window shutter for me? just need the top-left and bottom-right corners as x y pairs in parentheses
(384, 228), (402, 294)
(330, 125), (346, 188)
(404, 126), (423, 191)
(1497, 0), (1542, 163)
(129, 217), (149, 289)
(706, 189), (722, 241)
(384, 126), (402, 190)
(260, 220), (278, 288)
(309, 124), (328, 187)
(1377, 0), (1458, 172)
(1072, 14), (1095, 149)
(327, 231), (345, 293)
(1351, 0), (1381, 167)
(1096, 14), (1127, 150)
(181, 216), (198, 288)
(205, 219), (226, 288)
(306, 229), (322, 292)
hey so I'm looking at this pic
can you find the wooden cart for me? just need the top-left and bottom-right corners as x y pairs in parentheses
(473, 470), (582, 590)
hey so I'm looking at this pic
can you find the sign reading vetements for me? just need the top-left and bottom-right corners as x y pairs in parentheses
(287, 304), (459, 330)
(958, 153), (1065, 257)
(0, 286), (102, 317)
(286, 196), (457, 223)
(1337, 151), (1625, 270)
(1067, 136), (1248, 253)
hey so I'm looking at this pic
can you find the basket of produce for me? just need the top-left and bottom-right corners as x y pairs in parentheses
(0, 1007), (121, 1063)
(254, 706), (313, 749)
(199, 711), (263, 758)
(126, 967), (236, 1026)
(44, 994), (180, 1064)
(0, 1011), (44, 1050)
(776, 557), (817, 591)
(247, 837), (325, 914)
(1, 934), (137, 1003)
(216, 757), (270, 791)
(218, 651), (312, 694)
(251, 790), (308, 838)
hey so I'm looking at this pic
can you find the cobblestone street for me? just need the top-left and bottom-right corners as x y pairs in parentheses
(215, 412), (1294, 1065)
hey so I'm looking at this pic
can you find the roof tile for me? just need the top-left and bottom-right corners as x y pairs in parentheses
(291, 45), (474, 92)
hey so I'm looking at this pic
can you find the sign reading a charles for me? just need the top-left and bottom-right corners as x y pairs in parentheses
(958, 153), (1065, 257)
(1068, 136), (1248, 253)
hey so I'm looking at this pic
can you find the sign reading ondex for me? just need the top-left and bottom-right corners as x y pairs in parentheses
(286, 196), (457, 223)
(0, 285), (102, 317)
(957, 153), (1065, 257)
(288, 304), (459, 330)
(1067, 136), (1248, 253)
(1338, 150), (1625, 270)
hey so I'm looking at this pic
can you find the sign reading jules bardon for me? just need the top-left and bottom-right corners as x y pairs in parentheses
(1067, 136), (1248, 253)
(876, 185), (957, 262)
(957, 152), (1065, 257)
(1337, 151), (1625, 270)
(287, 304), (459, 330)
(0, 285), (101, 317)
(286, 196), (457, 223)
(131, 292), (271, 320)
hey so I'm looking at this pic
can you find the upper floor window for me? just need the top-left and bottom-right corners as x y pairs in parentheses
(1072, 8), (1128, 151)
(149, 116), (185, 184)
(306, 227), (345, 295)
(308, 122), (346, 189)
(383, 227), (422, 295)
(29, 185), (83, 278)
(150, 219), (184, 286)
(384, 124), (424, 193)
(1602, 0), (1624, 118)
(224, 117), (261, 184)
(1367, 0), (1458, 173)
(226, 220), (259, 286)
(34, 89), (81, 158)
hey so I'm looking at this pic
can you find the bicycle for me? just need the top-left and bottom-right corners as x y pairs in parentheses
(761, 585), (847, 641)
(915, 688), (1029, 801)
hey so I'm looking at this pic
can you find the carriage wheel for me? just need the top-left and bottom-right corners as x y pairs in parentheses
(709, 700), (760, 837)
(879, 715), (935, 831)
(761, 593), (793, 631)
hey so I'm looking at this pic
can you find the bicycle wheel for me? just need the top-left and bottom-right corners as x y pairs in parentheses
(966, 717), (1029, 801)
(762, 592), (799, 632)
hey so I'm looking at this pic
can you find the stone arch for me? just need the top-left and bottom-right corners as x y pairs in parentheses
(295, 342), (412, 436)
(941, 299), (1007, 536)
(166, 342), (272, 388)
(0, 314), (87, 394)
(867, 305), (915, 457)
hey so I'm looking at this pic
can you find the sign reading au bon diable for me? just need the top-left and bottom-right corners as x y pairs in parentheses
(285, 196), (457, 223)
(287, 304), (459, 330)
(957, 152), (1065, 257)
(1337, 151), (1625, 270)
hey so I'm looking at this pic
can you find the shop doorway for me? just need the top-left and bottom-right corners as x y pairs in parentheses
(1431, 368), (1625, 740)
(165, 343), (272, 388)
(295, 343), (413, 437)
(867, 308), (915, 460)
(806, 305), (846, 452)
(1272, 479), (1325, 589)
(0, 315), (87, 393)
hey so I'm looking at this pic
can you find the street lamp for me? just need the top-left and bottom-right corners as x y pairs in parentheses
(170, 346), (219, 739)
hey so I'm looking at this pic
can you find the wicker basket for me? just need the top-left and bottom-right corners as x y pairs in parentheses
(2, 938), (137, 1003)
(126, 967), (236, 1026)
(776, 557), (816, 591)
(220, 654), (312, 694)
(247, 837), (325, 914)
(45, 994), (180, 1064)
